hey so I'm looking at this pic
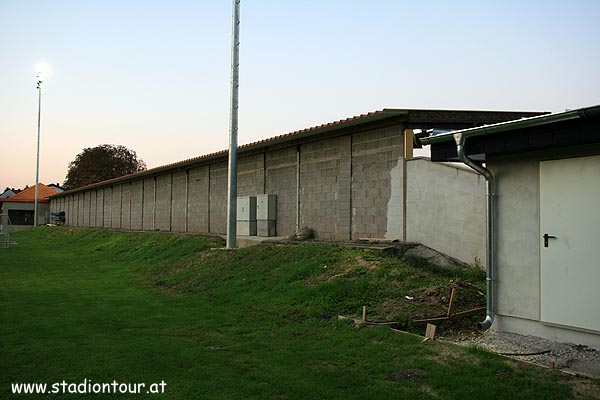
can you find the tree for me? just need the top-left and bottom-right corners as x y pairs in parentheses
(63, 144), (146, 190)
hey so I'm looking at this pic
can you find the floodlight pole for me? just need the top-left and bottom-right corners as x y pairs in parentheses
(226, 0), (240, 249)
(34, 78), (43, 227)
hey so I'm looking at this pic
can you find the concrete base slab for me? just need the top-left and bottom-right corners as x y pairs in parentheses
(225, 235), (288, 248)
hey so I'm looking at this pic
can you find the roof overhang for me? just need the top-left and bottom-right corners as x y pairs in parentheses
(51, 107), (545, 198)
(421, 105), (600, 162)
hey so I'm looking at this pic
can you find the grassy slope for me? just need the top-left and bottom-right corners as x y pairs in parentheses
(0, 227), (589, 399)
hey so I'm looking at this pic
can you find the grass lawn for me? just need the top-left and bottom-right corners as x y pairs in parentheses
(0, 227), (594, 399)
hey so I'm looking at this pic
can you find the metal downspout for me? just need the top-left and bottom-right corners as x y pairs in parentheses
(454, 132), (495, 331)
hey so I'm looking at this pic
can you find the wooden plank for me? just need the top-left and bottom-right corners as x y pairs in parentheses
(412, 306), (486, 325)
(413, 316), (449, 325)
(447, 287), (456, 317)
(425, 323), (436, 340)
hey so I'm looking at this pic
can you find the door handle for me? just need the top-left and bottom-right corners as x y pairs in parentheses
(543, 233), (557, 248)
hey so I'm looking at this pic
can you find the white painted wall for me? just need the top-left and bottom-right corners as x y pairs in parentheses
(489, 151), (600, 350)
(489, 157), (540, 321)
(387, 157), (487, 266)
(385, 161), (403, 240)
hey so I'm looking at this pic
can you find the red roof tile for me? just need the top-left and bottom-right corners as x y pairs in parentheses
(0, 183), (57, 203)
(54, 109), (401, 196)
(52, 108), (544, 197)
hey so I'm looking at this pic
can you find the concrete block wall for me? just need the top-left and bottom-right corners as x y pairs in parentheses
(90, 190), (97, 227)
(82, 192), (92, 227)
(142, 178), (155, 231)
(187, 165), (210, 233)
(64, 196), (69, 225)
(171, 171), (187, 232)
(352, 126), (403, 239)
(103, 187), (112, 227)
(63, 197), (67, 219)
(49, 196), (58, 220)
(155, 175), (172, 231)
(77, 193), (82, 225)
(111, 185), (122, 229)
(66, 195), (72, 226)
(238, 153), (265, 197)
(97, 189), (104, 227)
(50, 122), (486, 265)
(80, 193), (85, 226)
(130, 181), (143, 230)
(52, 127), (407, 241)
(75, 193), (82, 226)
(265, 147), (297, 237)
(121, 183), (131, 230)
(71, 195), (76, 226)
(299, 136), (351, 240)
(70, 194), (75, 226)
(209, 161), (228, 234)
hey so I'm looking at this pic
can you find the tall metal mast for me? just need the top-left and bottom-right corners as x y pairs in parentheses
(226, 0), (240, 249)
(34, 75), (43, 227)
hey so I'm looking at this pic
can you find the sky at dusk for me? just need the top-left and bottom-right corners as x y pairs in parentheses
(1, 0), (599, 191)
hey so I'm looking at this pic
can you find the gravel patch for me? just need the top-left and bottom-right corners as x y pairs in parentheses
(454, 330), (600, 378)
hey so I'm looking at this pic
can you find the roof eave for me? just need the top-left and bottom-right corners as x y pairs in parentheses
(50, 107), (547, 198)
(51, 109), (409, 198)
(419, 108), (600, 146)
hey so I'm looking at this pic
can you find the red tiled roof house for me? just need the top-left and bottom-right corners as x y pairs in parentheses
(0, 184), (59, 231)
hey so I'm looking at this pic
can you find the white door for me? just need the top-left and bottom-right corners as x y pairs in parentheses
(540, 155), (600, 332)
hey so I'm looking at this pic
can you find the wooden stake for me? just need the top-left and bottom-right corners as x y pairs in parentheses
(362, 306), (367, 322)
(412, 306), (486, 325)
(425, 323), (436, 341)
(447, 287), (457, 317)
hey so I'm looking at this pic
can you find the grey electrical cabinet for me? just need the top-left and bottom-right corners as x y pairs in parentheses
(236, 220), (257, 236)
(257, 220), (276, 237)
(237, 196), (257, 221)
(256, 194), (277, 221)
(256, 194), (277, 237)
(236, 196), (257, 236)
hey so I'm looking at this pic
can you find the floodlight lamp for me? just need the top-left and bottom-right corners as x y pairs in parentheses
(35, 62), (52, 86)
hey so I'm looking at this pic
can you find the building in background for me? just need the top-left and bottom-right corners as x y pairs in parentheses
(1, 188), (22, 199)
(48, 183), (65, 193)
(0, 183), (61, 231)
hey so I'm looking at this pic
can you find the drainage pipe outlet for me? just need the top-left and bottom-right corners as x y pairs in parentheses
(454, 132), (496, 331)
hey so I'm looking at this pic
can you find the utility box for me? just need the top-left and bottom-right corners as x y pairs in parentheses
(237, 196), (257, 221)
(236, 220), (257, 236)
(256, 194), (277, 221)
(257, 220), (276, 237)
(256, 194), (277, 237)
(236, 196), (257, 236)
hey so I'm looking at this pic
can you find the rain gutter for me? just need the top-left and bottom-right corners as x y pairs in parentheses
(454, 131), (496, 330)
(421, 109), (579, 145)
